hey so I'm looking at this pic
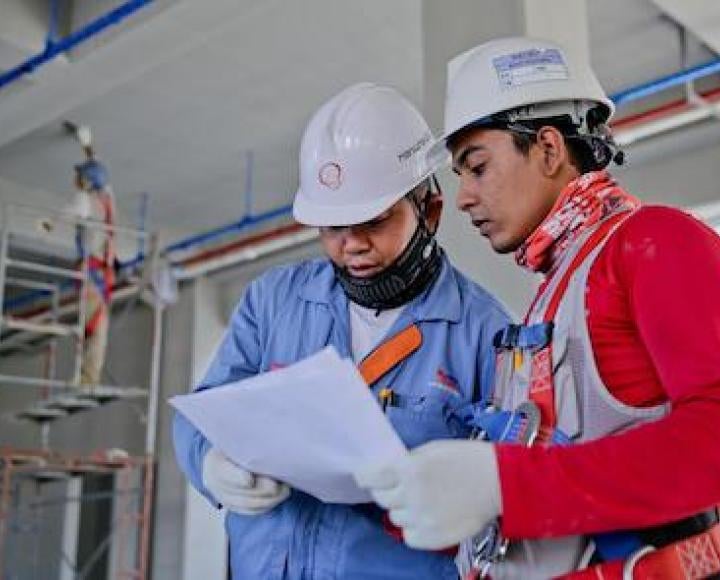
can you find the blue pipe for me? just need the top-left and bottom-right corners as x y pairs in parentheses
(610, 56), (720, 107)
(163, 204), (293, 254)
(136, 192), (149, 263)
(0, 0), (154, 91)
(47, 0), (60, 46)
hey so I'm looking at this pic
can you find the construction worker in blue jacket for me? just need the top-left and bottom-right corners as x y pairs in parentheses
(173, 82), (511, 580)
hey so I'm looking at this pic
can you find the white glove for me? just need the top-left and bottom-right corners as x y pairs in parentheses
(202, 447), (290, 515)
(354, 439), (501, 550)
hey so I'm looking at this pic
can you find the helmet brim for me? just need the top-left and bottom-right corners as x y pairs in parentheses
(293, 162), (445, 228)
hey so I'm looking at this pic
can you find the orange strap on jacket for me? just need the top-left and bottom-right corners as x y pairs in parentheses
(358, 325), (422, 386)
(557, 522), (720, 580)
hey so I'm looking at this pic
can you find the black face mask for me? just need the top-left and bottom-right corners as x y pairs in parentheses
(333, 191), (444, 310)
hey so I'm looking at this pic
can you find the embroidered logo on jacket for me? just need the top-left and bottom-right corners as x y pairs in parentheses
(430, 369), (461, 396)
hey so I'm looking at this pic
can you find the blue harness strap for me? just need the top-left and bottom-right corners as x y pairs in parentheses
(469, 321), (642, 563)
(457, 404), (571, 445)
(492, 322), (553, 351)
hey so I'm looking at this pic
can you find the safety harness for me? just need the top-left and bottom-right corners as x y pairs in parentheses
(462, 211), (720, 579)
(75, 191), (115, 338)
(560, 519), (720, 580)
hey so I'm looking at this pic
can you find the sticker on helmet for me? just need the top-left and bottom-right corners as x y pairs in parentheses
(318, 162), (342, 190)
(398, 132), (431, 164)
(493, 48), (568, 90)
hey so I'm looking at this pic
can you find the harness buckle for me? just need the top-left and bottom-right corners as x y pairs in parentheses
(622, 545), (655, 580)
(513, 401), (541, 446)
(469, 521), (510, 578)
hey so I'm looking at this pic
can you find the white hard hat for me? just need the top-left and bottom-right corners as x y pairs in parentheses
(438, 36), (614, 147)
(293, 83), (447, 227)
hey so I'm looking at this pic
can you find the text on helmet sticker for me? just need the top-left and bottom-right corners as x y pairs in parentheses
(398, 132), (431, 164)
(318, 162), (343, 190)
(493, 48), (568, 90)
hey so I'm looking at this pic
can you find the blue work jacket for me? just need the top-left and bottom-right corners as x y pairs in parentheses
(173, 255), (511, 580)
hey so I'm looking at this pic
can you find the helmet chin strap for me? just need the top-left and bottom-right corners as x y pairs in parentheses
(333, 180), (444, 311)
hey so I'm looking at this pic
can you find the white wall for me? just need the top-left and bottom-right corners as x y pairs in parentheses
(617, 124), (720, 209)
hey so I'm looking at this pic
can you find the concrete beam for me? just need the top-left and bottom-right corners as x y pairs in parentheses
(652, 0), (720, 55)
(0, 0), (258, 149)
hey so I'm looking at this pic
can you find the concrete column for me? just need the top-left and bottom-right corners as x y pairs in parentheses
(524, 0), (589, 62)
(421, 0), (539, 317)
(59, 477), (82, 580)
(181, 276), (228, 580)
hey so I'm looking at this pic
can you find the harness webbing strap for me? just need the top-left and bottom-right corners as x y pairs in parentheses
(528, 211), (631, 438)
(543, 212), (630, 323)
(358, 324), (422, 386)
(84, 299), (106, 338)
(557, 521), (720, 580)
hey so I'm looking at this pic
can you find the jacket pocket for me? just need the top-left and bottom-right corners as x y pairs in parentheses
(385, 390), (456, 448)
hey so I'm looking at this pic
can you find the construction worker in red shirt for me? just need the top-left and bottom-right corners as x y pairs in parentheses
(355, 36), (720, 579)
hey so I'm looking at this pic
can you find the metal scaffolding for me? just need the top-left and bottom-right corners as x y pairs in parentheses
(0, 448), (154, 580)
(0, 202), (164, 580)
(0, 202), (159, 443)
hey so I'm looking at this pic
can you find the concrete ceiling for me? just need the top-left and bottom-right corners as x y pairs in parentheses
(0, 0), (423, 237)
(0, 0), (717, 240)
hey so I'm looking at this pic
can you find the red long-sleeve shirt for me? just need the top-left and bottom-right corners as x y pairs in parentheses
(498, 205), (720, 539)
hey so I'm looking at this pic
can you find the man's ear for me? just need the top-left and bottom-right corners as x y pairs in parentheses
(535, 126), (568, 178)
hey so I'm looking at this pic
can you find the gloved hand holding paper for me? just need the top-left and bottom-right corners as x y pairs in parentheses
(170, 347), (407, 504)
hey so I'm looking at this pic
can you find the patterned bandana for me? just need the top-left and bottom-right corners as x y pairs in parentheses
(515, 170), (641, 273)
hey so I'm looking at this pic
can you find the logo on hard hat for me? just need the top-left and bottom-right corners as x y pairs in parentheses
(318, 162), (342, 190)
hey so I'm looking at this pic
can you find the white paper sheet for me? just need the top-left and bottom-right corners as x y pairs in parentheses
(170, 346), (407, 503)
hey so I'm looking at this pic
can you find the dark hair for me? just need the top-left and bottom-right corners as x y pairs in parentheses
(448, 117), (601, 174)
(509, 121), (599, 174)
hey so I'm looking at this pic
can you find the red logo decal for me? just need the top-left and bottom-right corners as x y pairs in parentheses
(433, 369), (461, 395)
(318, 162), (342, 190)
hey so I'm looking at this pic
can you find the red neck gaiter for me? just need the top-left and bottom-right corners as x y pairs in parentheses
(515, 170), (640, 274)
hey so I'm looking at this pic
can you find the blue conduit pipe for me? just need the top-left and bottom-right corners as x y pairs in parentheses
(47, 0), (60, 47)
(136, 192), (149, 262)
(610, 56), (720, 107)
(163, 204), (293, 254)
(0, 0), (154, 91)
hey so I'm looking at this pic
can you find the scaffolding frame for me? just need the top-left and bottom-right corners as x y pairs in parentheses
(0, 202), (164, 579)
(0, 202), (163, 449)
(0, 202), (151, 386)
(0, 448), (154, 580)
